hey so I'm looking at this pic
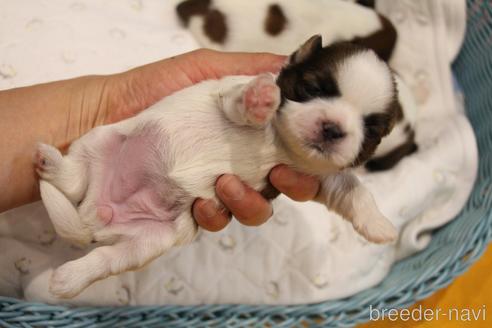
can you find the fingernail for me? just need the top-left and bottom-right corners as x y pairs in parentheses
(200, 201), (218, 218)
(220, 176), (245, 201)
(274, 167), (298, 187)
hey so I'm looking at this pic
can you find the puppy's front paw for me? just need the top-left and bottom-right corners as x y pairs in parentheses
(36, 143), (63, 180)
(243, 74), (281, 126)
(50, 261), (89, 298)
(352, 211), (398, 244)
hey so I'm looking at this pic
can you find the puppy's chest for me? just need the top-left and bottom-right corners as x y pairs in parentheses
(162, 113), (286, 198)
(95, 105), (286, 225)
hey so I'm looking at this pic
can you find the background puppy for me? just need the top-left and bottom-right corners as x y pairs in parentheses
(176, 0), (396, 61)
(37, 36), (398, 298)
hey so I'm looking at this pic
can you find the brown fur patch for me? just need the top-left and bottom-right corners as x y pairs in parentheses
(351, 81), (400, 167)
(203, 9), (227, 43)
(278, 41), (373, 105)
(176, 0), (227, 44)
(176, 0), (211, 25)
(351, 14), (397, 62)
(356, 0), (376, 8)
(290, 35), (322, 64)
(365, 126), (418, 171)
(352, 113), (393, 166)
(265, 4), (288, 36)
(259, 180), (281, 200)
(394, 100), (404, 122)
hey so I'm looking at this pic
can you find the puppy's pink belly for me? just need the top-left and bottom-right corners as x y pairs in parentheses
(96, 131), (177, 225)
(97, 187), (173, 224)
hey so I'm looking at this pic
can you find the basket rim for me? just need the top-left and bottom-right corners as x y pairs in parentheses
(1, 183), (490, 328)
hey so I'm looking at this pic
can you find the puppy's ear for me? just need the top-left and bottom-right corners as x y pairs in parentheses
(290, 35), (322, 64)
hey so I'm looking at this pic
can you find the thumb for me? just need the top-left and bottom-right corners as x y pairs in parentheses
(113, 49), (286, 121)
(187, 49), (287, 79)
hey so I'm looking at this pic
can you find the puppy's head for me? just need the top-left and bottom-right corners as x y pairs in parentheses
(274, 35), (398, 173)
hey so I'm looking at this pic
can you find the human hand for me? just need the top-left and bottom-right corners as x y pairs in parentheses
(93, 49), (287, 125)
(193, 165), (320, 231)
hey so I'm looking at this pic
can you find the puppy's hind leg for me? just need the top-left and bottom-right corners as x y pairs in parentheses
(49, 221), (179, 299)
(219, 73), (281, 127)
(36, 143), (89, 203)
(36, 143), (92, 245)
(36, 123), (125, 201)
(37, 127), (126, 244)
(317, 172), (398, 244)
(40, 181), (92, 246)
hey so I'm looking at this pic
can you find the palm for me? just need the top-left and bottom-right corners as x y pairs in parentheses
(102, 49), (285, 125)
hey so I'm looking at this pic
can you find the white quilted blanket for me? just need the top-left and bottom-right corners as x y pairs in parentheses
(0, 0), (477, 305)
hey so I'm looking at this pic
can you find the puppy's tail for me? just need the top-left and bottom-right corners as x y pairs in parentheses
(336, 48), (396, 114)
(40, 180), (92, 246)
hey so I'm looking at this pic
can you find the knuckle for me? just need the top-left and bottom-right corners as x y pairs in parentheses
(205, 221), (228, 232)
(235, 212), (264, 226)
(198, 214), (229, 232)
(289, 193), (312, 202)
(285, 191), (302, 201)
(192, 200), (229, 232)
(234, 205), (272, 226)
(289, 186), (318, 202)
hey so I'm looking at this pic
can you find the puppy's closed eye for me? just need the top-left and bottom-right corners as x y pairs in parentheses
(304, 83), (323, 98)
(288, 83), (320, 101)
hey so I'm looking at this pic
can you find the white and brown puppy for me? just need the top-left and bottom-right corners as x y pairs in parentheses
(344, 0), (376, 9)
(37, 36), (398, 299)
(176, 0), (419, 171)
(176, 0), (397, 61)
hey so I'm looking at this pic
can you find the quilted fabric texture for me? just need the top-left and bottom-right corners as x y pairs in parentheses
(0, 0), (477, 306)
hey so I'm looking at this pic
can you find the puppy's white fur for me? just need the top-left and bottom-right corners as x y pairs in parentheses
(183, 0), (382, 54)
(38, 48), (398, 299)
(336, 51), (395, 115)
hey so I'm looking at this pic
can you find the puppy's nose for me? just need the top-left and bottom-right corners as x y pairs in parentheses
(322, 122), (345, 141)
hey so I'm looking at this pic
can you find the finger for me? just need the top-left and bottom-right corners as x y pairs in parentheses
(270, 165), (320, 202)
(192, 198), (231, 232)
(216, 174), (273, 226)
(184, 49), (287, 81)
(208, 51), (288, 76)
(121, 50), (287, 116)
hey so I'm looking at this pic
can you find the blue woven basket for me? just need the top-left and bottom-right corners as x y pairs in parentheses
(1, 0), (491, 327)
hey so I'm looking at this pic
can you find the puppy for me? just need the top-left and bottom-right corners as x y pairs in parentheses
(37, 36), (398, 298)
(176, 0), (419, 171)
(344, 0), (376, 9)
(176, 0), (397, 61)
